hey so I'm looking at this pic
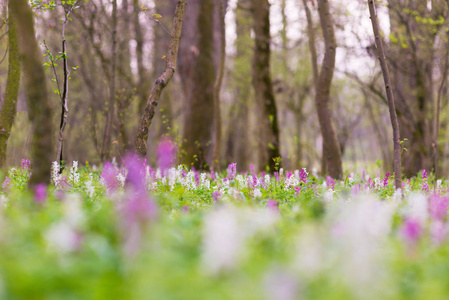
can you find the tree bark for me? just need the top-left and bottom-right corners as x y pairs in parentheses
(179, 0), (216, 170)
(368, 0), (402, 188)
(11, 0), (53, 185)
(212, 0), (226, 170)
(101, 0), (118, 162)
(0, 0), (21, 169)
(315, 0), (342, 178)
(250, 0), (281, 172)
(135, 0), (186, 157)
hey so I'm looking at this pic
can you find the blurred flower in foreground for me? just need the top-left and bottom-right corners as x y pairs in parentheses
(429, 195), (449, 221)
(201, 204), (278, 274)
(121, 154), (157, 255)
(101, 162), (119, 194)
(263, 268), (299, 300)
(34, 183), (47, 204)
(401, 218), (422, 244)
(157, 138), (176, 173)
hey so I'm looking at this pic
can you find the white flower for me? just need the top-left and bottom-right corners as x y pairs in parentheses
(254, 188), (262, 198)
(68, 161), (80, 185)
(45, 221), (79, 253)
(116, 173), (126, 188)
(84, 173), (95, 198)
(51, 161), (61, 187)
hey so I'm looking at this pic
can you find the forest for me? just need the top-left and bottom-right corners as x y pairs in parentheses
(1, 0), (449, 299)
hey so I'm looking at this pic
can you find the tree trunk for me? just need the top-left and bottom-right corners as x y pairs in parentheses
(101, 0), (118, 162)
(179, 0), (216, 170)
(11, 0), (53, 185)
(250, 0), (281, 172)
(0, 0), (21, 169)
(225, 0), (252, 171)
(368, 0), (402, 188)
(315, 0), (342, 178)
(212, 0), (226, 170)
(134, 0), (186, 157)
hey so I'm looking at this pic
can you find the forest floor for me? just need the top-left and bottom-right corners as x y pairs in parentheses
(0, 159), (446, 299)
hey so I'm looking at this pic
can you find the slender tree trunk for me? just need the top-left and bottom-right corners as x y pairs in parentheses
(315, 0), (342, 178)
(368, 0), (402, 188)
(11, 0), (53, 185)
(303, 0), (327, 175)
(101, 0), (118, 161)
(135, 0), (186, 157)
(133, 0), (149, 112)
(433, 51), (448, 180)
(0, 1), (21, 169)
(179, 0), (216, 170)
(250, 0), (281, 172)
(225, 0), (251, 171)
(212, 0), (226, 170)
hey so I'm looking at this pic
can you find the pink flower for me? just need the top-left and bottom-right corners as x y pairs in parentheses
(429, 195), (449, 221)
(267, 199), (278, 211)
(157, 138), (176, 173)
(34, 183), (47, 204)
(101, 162), (118, 194)
(401, 218), (422, 243)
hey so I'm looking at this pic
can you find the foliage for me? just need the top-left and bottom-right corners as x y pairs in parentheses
(0, 158), (448, 299)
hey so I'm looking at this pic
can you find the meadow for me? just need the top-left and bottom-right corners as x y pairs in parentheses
(0, 155), (447, 300)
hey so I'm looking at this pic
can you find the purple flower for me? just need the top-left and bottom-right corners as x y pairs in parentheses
(250, 164), (255, 175)
(210, 171), (215, 180)
(212, 190), (221, 202)
(267, 199), (278, 211)
(422, 169), (428, 179)
(157, 138), (176, 173)
(429, 195), (449, 221)
(2, 177), (10, 193)
(326, 176), (335, 190)
(101, 162), (118, 194)
(299, 168), (308, 183)
(401, 218), (422, 243)
(34, 183), (47, 204)
(274, 172), (279, 181)
(383, 173), (390, 187)
(21, 158), (31, 171)
(294, 186), (301, 195)
(124, 154), (146, 192)
(431, 220), (446, 245)
(182, 205), (190, 213)
(226, 162), (237, 180)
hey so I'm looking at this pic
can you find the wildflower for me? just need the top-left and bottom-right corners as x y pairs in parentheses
(226, 162), (237, 180)
(212, 190), (222, 202)
(254, 188), (262, 198)
(34, 183), (47, 204)
(2, 177), (10, 193)
(267, 199), (278, 211)
(326, 176), (335, 190)
(157, 138), (176, 173)
(429, 195), (449, 221)
(21, 158), (31, 171)
(51, 161), (61, 188)
(68, 161), (80, 185)
(401, 218), (422, 243)
(383, 173), (390, 187)
(299, 168), (308, 183)
(84, 174), (95, 198)
(101, 162), (118, 194)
